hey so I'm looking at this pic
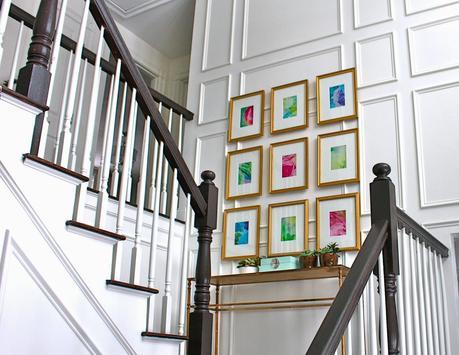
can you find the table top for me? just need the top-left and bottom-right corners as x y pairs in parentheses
(188, 266), (349, 286)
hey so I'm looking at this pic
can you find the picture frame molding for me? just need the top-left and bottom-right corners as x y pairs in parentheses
(317, 128), (360, 187)
(228, 90), (265, 143)
(316, 192), (361, 252)
(222, 205), (261, 261)
(316, 67), (358, 125)
(270, 79), (309, 135)
(225, 145), (263, 200)
(268, 199), (309, 257)
(269, 137), (309, 194)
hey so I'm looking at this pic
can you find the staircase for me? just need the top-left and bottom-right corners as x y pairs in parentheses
(0, 1), (454, 355)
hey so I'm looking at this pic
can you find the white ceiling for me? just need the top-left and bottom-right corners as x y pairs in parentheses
(107, 0), (196, 59)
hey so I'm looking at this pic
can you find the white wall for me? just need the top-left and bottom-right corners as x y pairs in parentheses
(184, 0), (459, 354)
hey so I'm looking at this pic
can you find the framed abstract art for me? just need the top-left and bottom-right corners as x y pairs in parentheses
(222, 205), (260, 260)
(317, 128), (359, 187)
(228, 90), (265, 142)
(268, 199), (309, 257)
(316, 193), (360, 252)
(226, 146), (263, 200)
(316, 68), (357, 125)
(270, 79), (308, 134)
(269, 137), (308, 193)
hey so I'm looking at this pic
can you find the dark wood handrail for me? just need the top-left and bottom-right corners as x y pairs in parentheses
(396, 207), (449, 257)
(8, 3), (194, 121)
(306, 220), (389, 355)
(89, 0), (206, 216)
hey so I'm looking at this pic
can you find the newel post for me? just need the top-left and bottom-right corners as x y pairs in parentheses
(16, 0), (58, 154)
(188, 170), (218, 355)
(370, 163), (399, 355)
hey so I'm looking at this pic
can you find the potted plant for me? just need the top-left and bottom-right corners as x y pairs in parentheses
(299, 250), (318, 269)
(237, 257), (260, 274)
(319, 242), (340, 267)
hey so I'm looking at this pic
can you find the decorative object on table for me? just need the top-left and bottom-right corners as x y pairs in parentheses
(316, 68), (357, 125)
(228, 90), (265, 142)
(319, 242), (340, 267)
(268, 199), (309, 257)
(269, 137), (308, 193)
(237, 257), (260, 274)
(270, 79), (308, 134)
(316, 192), (361, 252)
(259, 256), (300, 272)
(222, 205), (260, 260)
(299, 249), (318, 269)
(226, 145), (263, 200)
(317, 128), (359, 187)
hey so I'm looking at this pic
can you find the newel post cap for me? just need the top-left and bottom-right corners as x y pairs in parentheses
(201, 170), (216, 184)
(373, 163), (392, 181)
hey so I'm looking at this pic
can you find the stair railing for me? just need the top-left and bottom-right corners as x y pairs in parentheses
(306, 163), (450, 355)
(0, 0), (216, 352)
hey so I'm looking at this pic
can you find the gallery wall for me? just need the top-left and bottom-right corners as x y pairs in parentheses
(183, 0), (459, 354)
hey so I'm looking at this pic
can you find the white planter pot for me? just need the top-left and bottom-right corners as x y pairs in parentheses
(238, 266), (258, 274)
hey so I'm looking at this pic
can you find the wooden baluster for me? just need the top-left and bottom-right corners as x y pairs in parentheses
(400, 230), (414, 354)
(110, 82), (128, 197)
(73, 27), (105, 221)
(112, 88), (137, 280)
(57, 0), (90, 167)
(178, 193), (192, 335)
(409, 234), (422, 354)
(370, 163), (399, 355)
(40, 0), (68, 158)
(16, 0), (58, 155)
(0, 0), (12, 65)
(368, 275), (378, 355)
(68, 58), (88, 171)
(378, 254), (389, 355)
(147, 102), (161, 209)
(161, 114), (184, 333)
(438, 253), (451, 355)
(7, 21), (24, 89)
(395, 231), (406, 355)
(125, 107), (137, 201)
(428, 248), (441, 355)
(52, 50), (73, 163)
(415, 239), (428, 354)
(160, 108), (173, 214)
(188, 171), (218, 355)
(357, 295), (365, 354)
(422, 243), (434, 354)
(129, 115), (151, 284)
(434, 252), (446, 354)
(95, 59), (121, 229)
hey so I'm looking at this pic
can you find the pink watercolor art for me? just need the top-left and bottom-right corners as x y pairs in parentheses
(329, 210), (346, 237)
(282, 153), (297, 178)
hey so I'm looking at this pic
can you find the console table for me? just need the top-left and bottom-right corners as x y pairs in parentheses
(187, 265), (349, 355)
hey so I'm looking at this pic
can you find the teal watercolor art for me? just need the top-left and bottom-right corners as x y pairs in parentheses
(235, 221), (249, 245)
(330, 145), (347, 170)
(281, 216), (296, 242)
(329, 84), (345, 108)
(238, 161), (252, 185)
(283, 95), (297, 119)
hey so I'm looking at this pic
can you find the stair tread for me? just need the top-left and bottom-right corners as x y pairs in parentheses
(141, 332), (188, 341)
(66, 220), (126, 241)
(106, 280), (159, 294)
(23, 154), (89, 183)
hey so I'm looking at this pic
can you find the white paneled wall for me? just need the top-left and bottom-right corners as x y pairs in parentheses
(184, 0), (459, 354)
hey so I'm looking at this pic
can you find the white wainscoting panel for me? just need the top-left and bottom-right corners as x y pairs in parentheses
(241, 46), (343, 103)
(202, 0), (234, 71)
(413, 82), (459, 207)
(353, 0), (392, 28)
(355, 33), (397, 87)
(405, 0), (459, 15)
(408, 16), (459, 76)
(359, 95), (404, 214)
(242, 0), (342, 59)
(198, 76), (231, 125)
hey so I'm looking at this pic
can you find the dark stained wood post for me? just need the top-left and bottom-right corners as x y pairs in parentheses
(16, 0), (58, 154)
(188, 170), (218, 355)
(370, 163), (400, 355)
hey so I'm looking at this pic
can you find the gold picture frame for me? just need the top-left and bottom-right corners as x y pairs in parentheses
(316, 193), (361, 252)
(268, 199), (309, 257)
(228, 90), (265, 143)
(316, 68), (358, 125)
(225, 145), (263, 200)
(270, 79), (308, 135)
(222, 205), (261, 260)
(269, 137), (309, 194)
(317, 128), (360, 187)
